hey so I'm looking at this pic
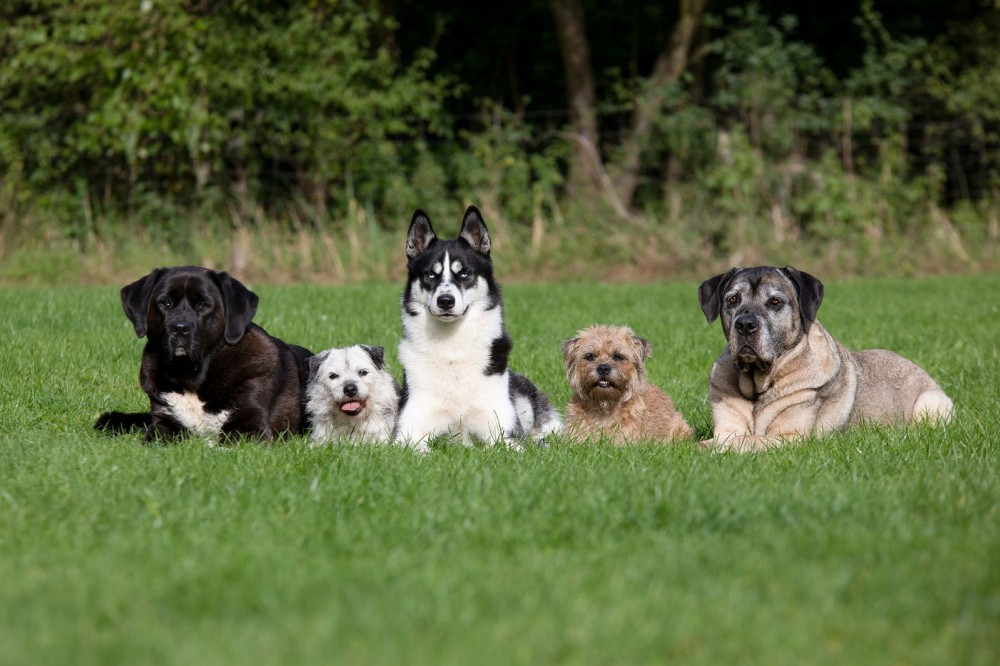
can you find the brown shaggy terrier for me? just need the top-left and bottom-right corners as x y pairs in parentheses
(562, 325), (693, 444)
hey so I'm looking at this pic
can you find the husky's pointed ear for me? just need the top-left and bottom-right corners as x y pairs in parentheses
(459, 205), (491, 256)
(406, 210), (436, 259)
(361, 344), (385, 369)
(782, 266), (824, 333)
(698, 268), (739, 323)
(120, 268), (167, 338)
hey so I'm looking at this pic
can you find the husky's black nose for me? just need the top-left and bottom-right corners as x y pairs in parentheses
(437, 293), (455, 311)
(343, 383), (358, 397)
(734, 314), (759, 336)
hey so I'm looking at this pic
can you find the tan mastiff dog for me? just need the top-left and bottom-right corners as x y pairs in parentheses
(698, 266), (954, 451)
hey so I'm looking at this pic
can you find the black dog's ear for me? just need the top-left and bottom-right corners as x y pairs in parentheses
(120, 268), (166, 338)
(459, 205), (491, 256)
(782, 266), (824, 333)
(214, 271), (259, 345)
(698, 268), (739, 323)
(361, 345), (385, 369)
(406, 210), (436, 260)
(308, 349), (331, 380)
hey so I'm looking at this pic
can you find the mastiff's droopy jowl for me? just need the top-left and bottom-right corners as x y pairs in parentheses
(698, 266), (953, 451)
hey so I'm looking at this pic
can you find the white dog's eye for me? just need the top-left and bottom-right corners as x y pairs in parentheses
(358, 369), (369, 376)
(329, 373), (339, 380)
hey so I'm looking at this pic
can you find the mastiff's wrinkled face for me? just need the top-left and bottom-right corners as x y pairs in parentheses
(120, 266), (258, 365)
(698, 266), (824, 374)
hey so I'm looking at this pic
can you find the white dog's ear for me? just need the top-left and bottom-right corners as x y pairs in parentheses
(459, 205), (491, 256)
(406, 210), (436, 259)
(308, 350), (331, 380)
(361, 345), (385, 369)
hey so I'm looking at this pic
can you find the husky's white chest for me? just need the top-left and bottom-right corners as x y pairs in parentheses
(160, 391), (230, 438)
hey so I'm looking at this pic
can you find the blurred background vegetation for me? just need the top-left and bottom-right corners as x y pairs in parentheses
(2, 0), (997, 284)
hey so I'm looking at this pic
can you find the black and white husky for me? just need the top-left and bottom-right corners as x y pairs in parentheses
(394, 206), (562, 451)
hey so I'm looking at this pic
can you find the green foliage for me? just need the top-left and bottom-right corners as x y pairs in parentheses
(1, 277), (998, 664)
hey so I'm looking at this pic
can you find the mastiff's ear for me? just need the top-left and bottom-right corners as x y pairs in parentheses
(361, 345), (386, 369)
(782, 266), (824, 333)
(308, 349), (331, 381)
(459, 205), (491, 256)
(214, 271), (259, 345)
(406, 210), (436, 260)
(120, 268), (166, 338)
(698, 268), (739, 323)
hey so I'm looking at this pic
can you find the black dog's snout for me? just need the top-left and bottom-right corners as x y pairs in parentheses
(734, 314), (759, 336)
(436, 293), (456, 311)
(343, 383), (358, 397)
(169, 321), (192, 336)
(596, 363), (612, 377)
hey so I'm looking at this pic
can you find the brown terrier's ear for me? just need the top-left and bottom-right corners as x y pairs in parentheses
(633, 336), (652, 360)
(562, 336), (581, 371)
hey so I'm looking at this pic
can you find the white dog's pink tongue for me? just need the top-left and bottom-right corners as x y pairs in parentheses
(340, 401), (363, 414)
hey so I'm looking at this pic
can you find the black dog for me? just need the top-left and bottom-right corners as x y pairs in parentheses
(95, 266), (312, 442)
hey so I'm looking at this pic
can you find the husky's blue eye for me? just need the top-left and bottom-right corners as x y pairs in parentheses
(458, 270), (470, 279)
(424, 270), (437, 281)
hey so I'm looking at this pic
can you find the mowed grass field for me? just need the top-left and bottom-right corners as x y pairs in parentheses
(1, 274), (998, 665)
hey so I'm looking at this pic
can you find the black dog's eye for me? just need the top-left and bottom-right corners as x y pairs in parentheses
(583, 353), (596, 362)
(726, 294), (740, 307)
(195, 300), (210, 310)
(158, 298), (173, 309)
(358, 369), (369, 377)
(612, 352), (626, 362)
(329, 373), (339, 380)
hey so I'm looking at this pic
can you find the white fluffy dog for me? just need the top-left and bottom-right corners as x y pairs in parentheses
(306, 345), (400, 445)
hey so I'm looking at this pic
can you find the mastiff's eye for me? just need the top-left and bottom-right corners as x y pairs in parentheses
(328, 373), (339, 380)
(726, 295), (740, 307)
(358, 369), (369, 377)
(583, 353), (596, 362)
(612, 352), (626, 362)
(769, 297), (783, 307)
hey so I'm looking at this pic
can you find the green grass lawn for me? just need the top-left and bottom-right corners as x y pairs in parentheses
(1, 274), (998, 665)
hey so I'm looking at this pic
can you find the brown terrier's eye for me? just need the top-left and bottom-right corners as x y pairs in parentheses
(583, 353), (596, 362)
(612, 352), (626, 362)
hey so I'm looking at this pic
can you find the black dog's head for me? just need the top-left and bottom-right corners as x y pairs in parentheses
(698, 266), (824, 374)
(120, 266), (258, 364)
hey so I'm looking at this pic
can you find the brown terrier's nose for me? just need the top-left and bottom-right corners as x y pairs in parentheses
(596, 364), (611, 377)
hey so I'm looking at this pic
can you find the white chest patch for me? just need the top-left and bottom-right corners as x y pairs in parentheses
(161, 392), (231, 438)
